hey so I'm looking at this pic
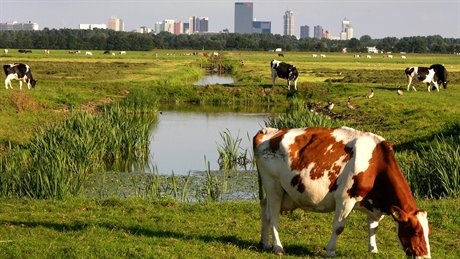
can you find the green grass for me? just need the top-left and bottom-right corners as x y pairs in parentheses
(0, 198), (458, 258)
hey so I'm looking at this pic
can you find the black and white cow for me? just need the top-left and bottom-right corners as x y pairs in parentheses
(271, 60), (299, 91)
(404, 66), (439, 92)
(3, 63), (37, 90)
(429, 64), (448, 89)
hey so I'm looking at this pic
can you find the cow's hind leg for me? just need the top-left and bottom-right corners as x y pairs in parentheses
(260, 180), (285, 255)
(325, 199), (357, 257)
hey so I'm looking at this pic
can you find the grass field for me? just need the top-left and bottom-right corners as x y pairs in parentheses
(0, 49), (459, 257)
(0, 198), (458, 258)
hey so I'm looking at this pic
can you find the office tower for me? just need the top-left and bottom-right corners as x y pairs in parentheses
(183, 22), (190, 34)
(314, 25), (323, 39)
(108, 16), (123, 31)
(174, 21), (183, 35)
(154, 22), (163, 34)
(252, 21), (271, 33)
(340, 18), (353, 40)
(234, 2), (253, 33)
(163, 19), (175, 33)
(199, 17), (209, 32)
(300, 25), (310, 39)
(283, 10), (295, 37)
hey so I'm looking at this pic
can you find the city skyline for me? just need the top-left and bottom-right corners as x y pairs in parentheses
(0, 0), (459, 39)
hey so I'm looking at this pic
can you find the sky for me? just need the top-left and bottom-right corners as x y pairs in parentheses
(1, 0), (459, 39)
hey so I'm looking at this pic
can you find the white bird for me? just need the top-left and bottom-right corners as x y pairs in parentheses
(366, 88), (374, 99)
(324, 101), (334, 111)
(397, 89), (404, 96)
(346, 96), (355, 110)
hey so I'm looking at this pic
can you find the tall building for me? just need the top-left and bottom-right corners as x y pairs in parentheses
(108, 16), (123, 31)
(163, 19), (175, 33)
(0, 21), (39, 31)
(314, 25), (323, 39)
(199, 17), (209, 32)
(340, 18), (353, 40)
(174, 21), (183, 35)
(183, 22), (190, 34)
(154, 22), (163, 34)
(283, 10), (295, 37)
(252, 21), (271, 33)
(234, 2), (253, 34)
(300, 25), (309, 39)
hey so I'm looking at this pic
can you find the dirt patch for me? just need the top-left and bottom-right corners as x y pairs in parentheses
(79, 97), (113, 114)
(9, 91), (41, 113)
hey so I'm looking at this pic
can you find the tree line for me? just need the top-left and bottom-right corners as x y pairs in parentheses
(1, 28), (459, 54)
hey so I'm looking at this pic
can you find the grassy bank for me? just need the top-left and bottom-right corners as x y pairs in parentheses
(0, 198), (458, 258)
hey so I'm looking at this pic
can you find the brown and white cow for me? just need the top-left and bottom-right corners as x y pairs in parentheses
(253, 127), (431, 258)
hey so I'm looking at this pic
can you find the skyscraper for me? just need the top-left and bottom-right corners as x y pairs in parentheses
(108, 16), (123, 31)
(300, 25), (310, 39)
(314, 25), (323, 39)
(340, 18), (353, 40)
(283, 10), (295, 37)
(234, 2), (253, 34)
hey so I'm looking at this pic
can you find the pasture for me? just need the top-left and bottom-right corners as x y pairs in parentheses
(0, 49), (459, 257)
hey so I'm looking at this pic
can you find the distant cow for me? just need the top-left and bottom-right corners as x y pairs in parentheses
(85, 51), (93, 56)
(3, 63), (37, 90)
(405, 66), (439, 92)
(3, 49), (8, 54)
(119, 51), (126, 55)
(18, 49), (32, 53)
(253, 127), (431, 258)
(429, 64), (448, 89)
(270, 59), (299, 91)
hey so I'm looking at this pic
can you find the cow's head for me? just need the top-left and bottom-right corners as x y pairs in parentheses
(289, 67), (298, 80)
(28, 79), (37, 88)
(391, 206), (431, 258)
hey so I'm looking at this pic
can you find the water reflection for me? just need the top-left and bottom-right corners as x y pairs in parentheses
(194, 75), (234, 86)
(149, 110), (269, 175)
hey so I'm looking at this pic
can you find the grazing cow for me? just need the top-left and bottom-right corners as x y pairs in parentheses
(320, 54), (327, 58)
(85, 51), (93, 56)
(103, 50), (111, 54)
(353, 54), (361, 58)
(366, 55), (372, 59)
(253, 127), (431, 258)
(44, 49), (50, 54)
(119, 51), (126, 55)
(270, 59), (299, 91)
(278, 53), (284, 57)
(3, 49), (8, 54)
(405, 66), (439, 92)
(3, 63), (37, 90)
(312, 54), (318, 58)
(18, 49), (32, 53)
(429, 64), (448, 89)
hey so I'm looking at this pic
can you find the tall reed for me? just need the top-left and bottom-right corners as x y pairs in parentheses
(0, 102), (157, 199)
(398, 134), (460, 198)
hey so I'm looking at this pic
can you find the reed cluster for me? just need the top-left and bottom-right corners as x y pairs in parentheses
(0, 103), (157, 199)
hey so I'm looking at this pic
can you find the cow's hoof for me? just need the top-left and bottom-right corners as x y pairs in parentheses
(325, 250), (336, 257)
(273, 245), (285, 255)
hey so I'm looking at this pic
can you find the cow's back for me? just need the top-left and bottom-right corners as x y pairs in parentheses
(254, 127), (385, 212)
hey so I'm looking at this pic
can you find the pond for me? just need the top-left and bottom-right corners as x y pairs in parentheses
(148, 107), (270, 175)
(193, 74), (235, 86)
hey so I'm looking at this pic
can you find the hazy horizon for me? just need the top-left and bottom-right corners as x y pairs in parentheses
(1, 0), (459, 39)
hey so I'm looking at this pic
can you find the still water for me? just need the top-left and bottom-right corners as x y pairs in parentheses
(193, 75), (235, 86)
(148, 110), (269, 175)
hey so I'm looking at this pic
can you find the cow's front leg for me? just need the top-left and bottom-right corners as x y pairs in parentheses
(367, 214), (384, 254)
(287, 80), (291, 90)
(19, 80), (23, 90)
(427, 83), (431, 92)
(293, 79), (298, 91)
(406, 76), (413, 91)
(271, 72), (277, 86)
(325, 200), (356, 257)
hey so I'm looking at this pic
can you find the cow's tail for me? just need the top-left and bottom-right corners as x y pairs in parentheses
(257, 165), (264, 201)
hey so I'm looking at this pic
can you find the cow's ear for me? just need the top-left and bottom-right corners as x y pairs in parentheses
(390, 206), (408, 222)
